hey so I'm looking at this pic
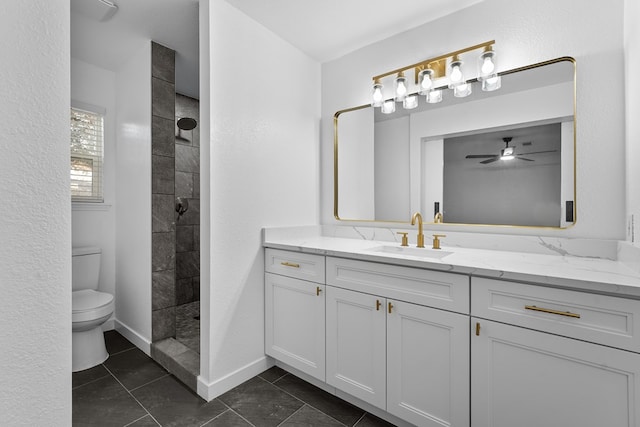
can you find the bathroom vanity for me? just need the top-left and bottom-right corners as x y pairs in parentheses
(263, 226), (640, 427)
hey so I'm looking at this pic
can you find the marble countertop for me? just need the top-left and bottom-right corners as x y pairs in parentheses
(263, 226), (640, 298)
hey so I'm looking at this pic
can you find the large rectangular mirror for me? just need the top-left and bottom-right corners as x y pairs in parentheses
(334, 57), (576, 227)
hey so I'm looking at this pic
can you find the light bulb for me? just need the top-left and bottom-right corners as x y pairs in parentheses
(481, 56), (495, 74)
(418, 69), (434, 95)
(394, 75), (408, 102)
(371, 82), (384, 107)
(450, 65), (462, 83)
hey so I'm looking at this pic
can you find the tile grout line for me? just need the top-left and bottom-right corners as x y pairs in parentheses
(267, 376), (350, 427)
(71, 370), (111, 390)
(276, 403), (308, 427)
(123, 414), (157, 427)
(102, 364), (163, 427)
(128, 372), (172, 393)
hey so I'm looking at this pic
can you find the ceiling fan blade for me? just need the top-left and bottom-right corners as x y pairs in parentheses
(516, 156), (534, 161)
(518, 150), (558, 155)
(480, 157), (499, 164)
(466, 154), (497, 158)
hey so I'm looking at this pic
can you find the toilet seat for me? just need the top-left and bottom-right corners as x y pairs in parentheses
(72, 289), (114, 323)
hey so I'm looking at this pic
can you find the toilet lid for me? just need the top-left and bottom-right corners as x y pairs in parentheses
(73, 289), (114, 312)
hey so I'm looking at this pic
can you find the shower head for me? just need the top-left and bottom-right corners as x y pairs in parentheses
(177, 117), (197, 131)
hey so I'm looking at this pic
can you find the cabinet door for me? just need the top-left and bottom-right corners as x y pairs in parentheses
(265, 273), (325, 381)
(326, 286), (386, 409)
(387, 301), (470, 427)
(472, 318), (640, 427)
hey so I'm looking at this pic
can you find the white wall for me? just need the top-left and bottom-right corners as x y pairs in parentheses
(198, 0), (320, 399)
(0, 1), (71, 425)
(71, 59), (117, 307)
(115, 43), (153, 351)
(625, 0), (640, 244)
(322, 0), (626, 240)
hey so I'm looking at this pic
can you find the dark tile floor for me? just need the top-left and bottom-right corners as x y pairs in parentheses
(73, 331), (396, 427)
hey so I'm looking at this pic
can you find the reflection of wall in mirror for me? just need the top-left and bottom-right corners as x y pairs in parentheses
(374, 116), (410, 220)
(414, 80), (574, 227)
(443, 122), (563, 227)
(338, 107), (374, 219)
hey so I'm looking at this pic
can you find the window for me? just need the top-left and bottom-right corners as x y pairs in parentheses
(70, 106), (104, 202)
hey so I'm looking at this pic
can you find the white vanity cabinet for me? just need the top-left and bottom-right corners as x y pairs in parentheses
(471, 277), (640, 427)
(265, 249), (326, 381)
(326, 257), (470, 427)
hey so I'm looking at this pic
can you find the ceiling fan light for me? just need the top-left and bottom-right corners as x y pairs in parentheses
(501, 146), (514, 160)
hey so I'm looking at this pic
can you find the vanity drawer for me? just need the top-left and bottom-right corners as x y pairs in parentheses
(326, 257), (469, 314)
(265, 248), (325, 284)
(472, 277), (640, 352)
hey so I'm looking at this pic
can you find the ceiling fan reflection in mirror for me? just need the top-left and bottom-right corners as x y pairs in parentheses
(465, 137), (558, 164)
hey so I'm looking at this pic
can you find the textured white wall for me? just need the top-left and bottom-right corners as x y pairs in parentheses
(199, 0), (320, 398)
(0, 0), (72, 425)
(625, 0), (640, 244)
(71, 58), (117, 304)
(115, 44), (152, 350)
(322, 0), (626, 239)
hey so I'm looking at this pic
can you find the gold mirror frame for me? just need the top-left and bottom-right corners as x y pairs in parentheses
(334, 57), (577, 228)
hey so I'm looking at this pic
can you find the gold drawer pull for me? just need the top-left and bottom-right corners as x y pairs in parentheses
(280, 262), (300, 268)
(475, 322), (481, 336)
(525, 305), (581, 318)
(376, 300), (382, 311)
(316, 286), (322, 296)
(388, 302), (394, 314)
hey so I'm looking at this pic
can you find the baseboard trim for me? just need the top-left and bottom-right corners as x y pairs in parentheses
(197, 356), (272, 401)
(114, 319), (151, 356)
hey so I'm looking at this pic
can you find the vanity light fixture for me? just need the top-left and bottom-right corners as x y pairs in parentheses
(369, 40), (499, 111)
(394, 72), (408, 102)
(478, 46), (501, 92)
(381, 99), (396, 114)
(403, 94), (419, 109)
(371, 79), (384, 107)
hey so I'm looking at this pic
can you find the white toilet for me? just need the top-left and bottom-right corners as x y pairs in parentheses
(72, 246), (114, 372)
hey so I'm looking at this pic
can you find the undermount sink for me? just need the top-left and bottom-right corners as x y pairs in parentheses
(368, 245), (453, 259)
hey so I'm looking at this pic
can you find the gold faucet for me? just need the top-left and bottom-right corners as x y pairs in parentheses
(434, 212), (443, 224)
(411, 212), (425, 248)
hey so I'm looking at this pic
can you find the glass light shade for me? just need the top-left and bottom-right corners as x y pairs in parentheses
(418, 69), (435, 95)
(448, 60), (464, 88)
(403, 94), (418, 109)
(381, 99), (396, 114)
(394, 74), (408, 102)
(478, 50), (497, 80)
(482, 75), (502, 92)
(371, 82), (384, 107)
(453, 82), (472, 97)
(426, 89), (442, 104)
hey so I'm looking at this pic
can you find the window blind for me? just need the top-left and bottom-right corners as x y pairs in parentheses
(70, 107), (104, 202)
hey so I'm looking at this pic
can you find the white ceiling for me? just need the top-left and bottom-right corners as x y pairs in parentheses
(70, 0), (483, 99)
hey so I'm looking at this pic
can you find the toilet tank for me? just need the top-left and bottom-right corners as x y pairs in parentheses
(72, 247), (102, 291)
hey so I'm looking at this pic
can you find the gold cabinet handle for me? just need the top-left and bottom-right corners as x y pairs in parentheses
(280, 262), (300, 268)
(525, 305), (581, 318)
(316, 286), (322, 296)
(376, 300), (382, 311)
(476, 322), (481, 336)
(388, 302), (394, 314)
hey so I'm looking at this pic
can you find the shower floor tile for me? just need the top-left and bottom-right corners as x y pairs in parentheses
(176, 300), (199, 353)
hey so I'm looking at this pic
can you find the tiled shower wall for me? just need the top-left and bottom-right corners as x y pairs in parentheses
(151, 42), (177, 341)
(175, 94), (200, 305)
